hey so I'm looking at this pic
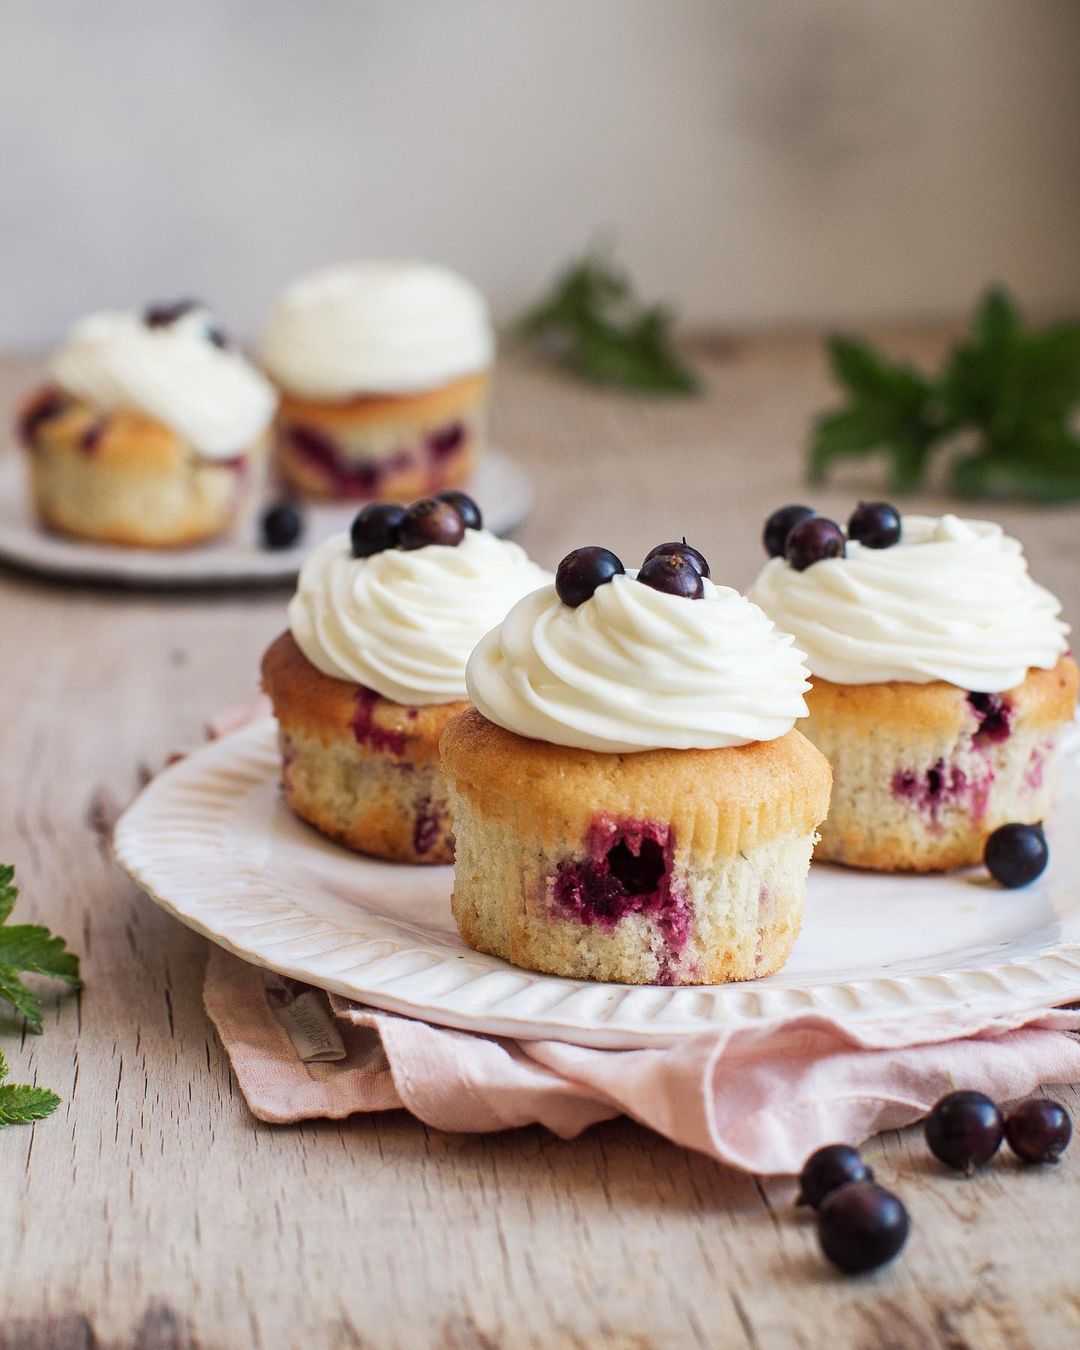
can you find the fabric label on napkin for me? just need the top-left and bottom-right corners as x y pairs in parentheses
(270, 988), (347, 1064)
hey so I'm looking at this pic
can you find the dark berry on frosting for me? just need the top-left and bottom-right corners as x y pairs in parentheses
(785, 517), (846, 571)
(398, 497), (466, 550)
(638, 552), (705, 600)
(261, 502), (304, 550)
(436, 490), (482, 531)
(984, 822), (1048, 889)
(143, 299), (200, 328)
(848, 500), (902, 549)
(16, 386), (68, 448)
(555, 547), (625, 607)
(763, 504), (815, 558)
(350, 501), (407, 557)
(642, 540), (710, 578)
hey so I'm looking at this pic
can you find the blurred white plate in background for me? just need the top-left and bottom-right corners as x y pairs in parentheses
(0, 447), (533, 589)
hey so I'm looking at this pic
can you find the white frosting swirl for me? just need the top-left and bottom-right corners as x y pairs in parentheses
(467, 573), (811, 753)
(50, 309), (277, 459)
(288, 530), (551, 706)
(258, 261), (494, 398)
(749, 514), (1069, 691)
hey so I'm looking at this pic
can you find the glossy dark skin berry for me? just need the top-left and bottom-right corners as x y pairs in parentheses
(397, 497), (466, 550)
(925, 1090), (1004, 1172)
(785, 517), (846, 571)
(848, 501), (902, 549)
(642, 540), (710, 578)
(763, 504), (815, 558)
(1005, 1098), (1072, 1164)
(797, 1144), (875, 1209)
(818, 1183), (910, 1274)
(436, 490), (482, 531)
(350, 502), (407, 557)
(637, 553), (705, 599)
(261, 503), (303, 551)
(984, 822), (1049, 889)
(555, 547), (625, 607)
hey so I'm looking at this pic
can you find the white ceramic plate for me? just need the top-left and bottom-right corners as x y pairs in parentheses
(0, 448), (533, 588)
(114, 719), (1080, 1048)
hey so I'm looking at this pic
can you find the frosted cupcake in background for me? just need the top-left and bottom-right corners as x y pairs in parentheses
(258, 262), (494, 502)
(260, 491), (550, 864)
(749, 502), (1078, 873)
(16, 302), (277, 547)
(441, 540), (831, 985)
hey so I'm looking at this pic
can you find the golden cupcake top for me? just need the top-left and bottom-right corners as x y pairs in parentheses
(749, 502), (1069, 691)
(467, 541), (811, 753)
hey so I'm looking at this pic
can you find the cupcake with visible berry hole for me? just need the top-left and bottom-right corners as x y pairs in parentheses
(257, 262), (493, 502)
(260, 492), (550, 863)
(17, 301), (277, 547)
(440, 541), (831, 985)
(749, 502), (1078, 872)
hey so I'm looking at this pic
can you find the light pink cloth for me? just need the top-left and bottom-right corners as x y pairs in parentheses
(195, 699), (1080, 1174)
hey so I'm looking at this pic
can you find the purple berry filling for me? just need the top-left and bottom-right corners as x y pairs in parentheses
(412, 797), (442, 856)
(80, 419), (107, 454)
(550, 817), (691, 982)
(17, 387), (68, 449)
(892, 757), (993, 827)
(284, 420), (468, 499)
(351, 687), (408, 756)
(968, 691), (1013, 746)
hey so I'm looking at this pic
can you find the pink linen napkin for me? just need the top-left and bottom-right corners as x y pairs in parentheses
(193, 700), (1080, 1175)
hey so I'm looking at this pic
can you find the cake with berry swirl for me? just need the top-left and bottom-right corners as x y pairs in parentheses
(439, 542), (832, 985)
(258, 262), (493, 502)
(749, 502), (1078, 872)
(260, 493), (550, 863)
(17, 301), (277, 547)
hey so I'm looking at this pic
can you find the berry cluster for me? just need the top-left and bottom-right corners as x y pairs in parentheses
(798, 1090), (1072, 1275)
(143, 298), (227, 348)
(350, 491), (482, 558)
(763, 501), (902, 571)
(555, 540), (710, 608)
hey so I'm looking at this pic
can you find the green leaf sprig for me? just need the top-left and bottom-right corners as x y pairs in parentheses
(810, 288), (1080, 501)
(517, 250), (699, 395)
(0, 1050), (60, 1127)
(0, 864), (81, 1033)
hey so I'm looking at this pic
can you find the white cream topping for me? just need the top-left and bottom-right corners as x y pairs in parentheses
(288, 530), (551, 706)
(467, 573), (811, 753)
(749, 514), (1069, 691)
(258, 261), (494, 399)
(50, 309), (277, 459)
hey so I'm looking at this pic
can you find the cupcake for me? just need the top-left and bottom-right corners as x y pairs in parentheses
(261, 492), (550, 863)
(258, 262), (493, 502)
(17, 301), (276, 547)
(440, 542), (832, 985)
(749, 502), (1078, 872)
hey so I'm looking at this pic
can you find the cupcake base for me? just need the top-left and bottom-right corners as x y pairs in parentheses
(21, 390), (256, 547)
(261, 632), (463, 864)
(804, 657), (1078, 872)
(273, 372), (487, 502)
(440, 709), (832, 985)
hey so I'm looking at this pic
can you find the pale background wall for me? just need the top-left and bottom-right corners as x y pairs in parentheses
(2, 0), (1079, 347)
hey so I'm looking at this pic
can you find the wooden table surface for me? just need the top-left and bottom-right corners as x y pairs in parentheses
(2, 334), (1080, 1350)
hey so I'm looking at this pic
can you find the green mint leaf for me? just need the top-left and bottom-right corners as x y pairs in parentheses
(518, 250), (698, 396)
(0, 1084), (61, 1127)
(0, 865), (81, 1033)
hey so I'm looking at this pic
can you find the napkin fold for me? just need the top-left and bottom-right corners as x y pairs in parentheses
(204, 946), (1080, 1174)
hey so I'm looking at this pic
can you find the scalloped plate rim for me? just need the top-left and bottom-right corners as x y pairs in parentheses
(112, 718), (1080, 1048)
